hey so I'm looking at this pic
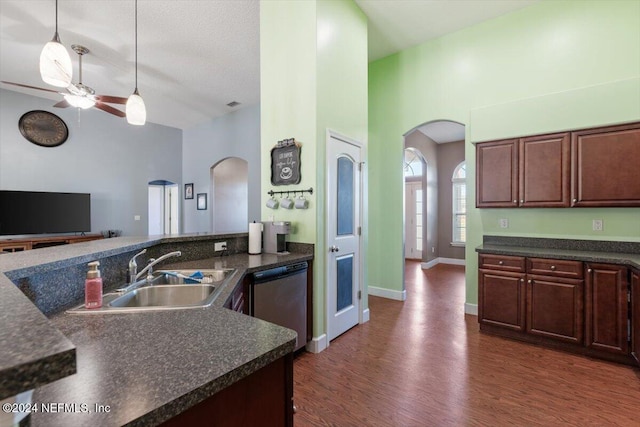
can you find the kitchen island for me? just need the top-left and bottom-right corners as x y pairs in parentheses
(0, 233), (312, 426)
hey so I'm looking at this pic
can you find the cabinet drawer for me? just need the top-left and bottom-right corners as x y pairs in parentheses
(479, 254), (525, 272)
(527, 258), (583, 279)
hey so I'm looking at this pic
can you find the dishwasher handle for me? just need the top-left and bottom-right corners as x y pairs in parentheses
(253, 261), (308, 283)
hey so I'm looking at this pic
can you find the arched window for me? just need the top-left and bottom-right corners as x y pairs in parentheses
(404, 148), (423, 178)
(452, 161), (466, 244)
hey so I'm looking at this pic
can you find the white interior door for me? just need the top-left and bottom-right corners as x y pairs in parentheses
(327, 132), (362, 342)
(405, 181), (423, 260)
(148, 185), (164, 235)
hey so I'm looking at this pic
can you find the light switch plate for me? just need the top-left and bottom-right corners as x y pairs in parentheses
(214, 241), (227, 251)
(592, 219), (603, 231)
(499, 218), (509, 228)
(134, 215), (141, 221)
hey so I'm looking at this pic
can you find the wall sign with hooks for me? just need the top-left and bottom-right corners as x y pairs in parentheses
(271, 138), (302, 186)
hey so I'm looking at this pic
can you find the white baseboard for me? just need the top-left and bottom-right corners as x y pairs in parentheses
(306, 334), (327, 353)
(421, 257), (466, 269)
(439, 257), (466, 266)
(368, 286), (407, 301)
(361, 308), (370, 323)
(465, 303), (478, 316)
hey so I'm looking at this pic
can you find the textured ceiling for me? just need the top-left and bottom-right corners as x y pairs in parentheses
(0, 0), (260, 130)
(1, 0), (539, 130)
(355, 0), (539, 61)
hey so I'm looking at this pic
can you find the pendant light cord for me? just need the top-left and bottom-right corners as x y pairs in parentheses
(55, 0), (58, 33)
(134, 0), (138, 90)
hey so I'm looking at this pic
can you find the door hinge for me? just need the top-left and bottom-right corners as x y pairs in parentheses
(358, 161), (365, 171)
(357, 226), (361, 236)
(358, 290), (362, 300)
(628, 289), (631, 303)
(628, 319), (632, 342)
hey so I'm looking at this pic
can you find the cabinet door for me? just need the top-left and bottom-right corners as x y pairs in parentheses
(585, 263), (629, 355)
(476, 139), (518, 208)
(526, 275), (584, 344)
(572, 122), (640, 207)
(632, 270), (640, 366)
(519, 133), (570, 207)
(479, 269), (525, 331)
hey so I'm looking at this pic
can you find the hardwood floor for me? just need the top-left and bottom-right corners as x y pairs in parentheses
(293, 261), (640, 426)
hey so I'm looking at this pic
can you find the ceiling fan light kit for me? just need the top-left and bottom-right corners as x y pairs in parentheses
(39, 0), (72, 88)
(126, 0), (146, 126)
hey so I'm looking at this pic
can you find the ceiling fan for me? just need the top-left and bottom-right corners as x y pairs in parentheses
(2, 44), (127, 118)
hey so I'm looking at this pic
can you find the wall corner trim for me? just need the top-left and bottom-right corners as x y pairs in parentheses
(306, 334), (328, 353)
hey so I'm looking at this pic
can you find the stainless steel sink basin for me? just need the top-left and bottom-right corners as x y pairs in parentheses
(66, 267), (237, 314)
(109, 284), (216, 308)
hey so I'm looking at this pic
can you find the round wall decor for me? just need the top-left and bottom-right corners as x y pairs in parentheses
(18, 110), (69, 147)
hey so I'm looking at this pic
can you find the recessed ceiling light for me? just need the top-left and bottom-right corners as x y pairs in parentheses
(226, 101), (241, 107)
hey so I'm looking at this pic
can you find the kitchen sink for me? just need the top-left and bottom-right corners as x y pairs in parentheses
(66, 268), (237, 314)
(109, 284), (216, 308)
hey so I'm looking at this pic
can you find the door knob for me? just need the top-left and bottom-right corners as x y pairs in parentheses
(329, 245), (340, 253)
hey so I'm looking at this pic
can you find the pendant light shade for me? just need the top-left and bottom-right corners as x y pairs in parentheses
(40, 0), (72, 87)
(126, 88), (146, 125)
(126, 0), (146, 125)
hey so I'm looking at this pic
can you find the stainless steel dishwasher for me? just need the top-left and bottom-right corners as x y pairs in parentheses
(250, 261), (307, 352)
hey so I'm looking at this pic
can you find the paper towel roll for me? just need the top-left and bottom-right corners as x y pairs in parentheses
(248, 222), (262, 255)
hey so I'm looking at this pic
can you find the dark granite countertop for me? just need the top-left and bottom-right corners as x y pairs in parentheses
(476, 236), (640, 270)
(0, 233), (312, 426)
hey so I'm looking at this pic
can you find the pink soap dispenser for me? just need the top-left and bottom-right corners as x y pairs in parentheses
(85, 261), (103, 309)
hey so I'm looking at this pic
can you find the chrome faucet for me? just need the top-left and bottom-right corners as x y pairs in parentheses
(117, 250), (182, 293)
(135, 251), (182, 282)
(127, 249), (147, 285)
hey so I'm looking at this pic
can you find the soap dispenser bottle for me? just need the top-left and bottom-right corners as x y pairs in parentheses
(85, 261), (103, 309)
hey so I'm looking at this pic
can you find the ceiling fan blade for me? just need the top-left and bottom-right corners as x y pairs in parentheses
(53, 100), (71, 108)
(1, 81), (60, 94)
(95, 102), (126, 118)
(95, 95), (128, 105)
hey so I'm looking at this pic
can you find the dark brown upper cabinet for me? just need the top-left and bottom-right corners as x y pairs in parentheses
(632, 269), (640, 367)
(571, 122), (640, 207)
(519, 133), (571, 207)
(476, 139), (518, 208)
(476, 133), (570, 208)
(476, 121), (640, 208)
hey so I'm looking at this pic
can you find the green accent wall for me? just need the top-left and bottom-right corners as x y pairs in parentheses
(368, 1), (640, 306)
(261, 0), (368, 338)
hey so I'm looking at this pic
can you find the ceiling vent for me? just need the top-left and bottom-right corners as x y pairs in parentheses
(226, 101), (241, 107)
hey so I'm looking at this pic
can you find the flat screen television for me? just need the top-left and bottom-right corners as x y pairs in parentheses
(0, 190), (91, 236)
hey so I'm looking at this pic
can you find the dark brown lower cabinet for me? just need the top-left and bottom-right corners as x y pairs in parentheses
(585, 263), (629, 355)
(160, 353), (293, 427)
(478, 269), (525, 331)
(526, 275), (584, 344)
(632, 270), (640, 366)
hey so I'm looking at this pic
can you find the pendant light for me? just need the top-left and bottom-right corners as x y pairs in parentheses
(39, 0), (73, 87)
(126, 0), (146, 125)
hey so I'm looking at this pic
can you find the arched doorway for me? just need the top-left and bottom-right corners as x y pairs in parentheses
(210, 157), (249, 233)
(148, 180), (179, 235)
(403, 119), (466, 270)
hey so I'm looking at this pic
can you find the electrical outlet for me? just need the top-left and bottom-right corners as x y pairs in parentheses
(134, 215), (141, 221)
(592, 219), (603, 231)
(499, 218), (509, 229)
(214, 241), (227, 251)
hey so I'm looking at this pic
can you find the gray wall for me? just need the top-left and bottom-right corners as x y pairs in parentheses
(0, 89), (182, 236)
(404, 131), (438, 263)
(437, 140), (465, 260)
(182, 105), (261, 233)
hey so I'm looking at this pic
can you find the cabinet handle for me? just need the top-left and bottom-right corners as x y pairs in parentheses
(513, 200), (517, 203)
(573, 198), (577, 203)
(498, 261), (504, 265)
(550, 265), (556, 271)
(587, 268), (593, 273)
(520, 199), (524, 204)
(520, 279), (524, 283)
(528, 280), (532, 284)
